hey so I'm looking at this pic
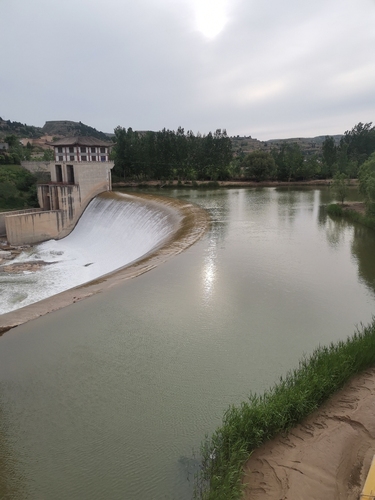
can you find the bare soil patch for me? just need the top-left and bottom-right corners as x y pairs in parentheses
(242, 368), (375, 500)
(342, 201), (367, 215)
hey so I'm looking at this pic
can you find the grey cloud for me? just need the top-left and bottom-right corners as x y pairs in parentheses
(1, 0), (374, 139)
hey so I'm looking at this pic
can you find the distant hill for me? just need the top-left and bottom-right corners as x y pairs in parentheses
(231, 134), (343, 157)
(0, 116), (344, 155)
(0, 118), (42, 139)
(0, 118), (111, 143)
(42, 120), (109, 141)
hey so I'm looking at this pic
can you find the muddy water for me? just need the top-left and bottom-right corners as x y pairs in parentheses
(1, 187), (375, 500)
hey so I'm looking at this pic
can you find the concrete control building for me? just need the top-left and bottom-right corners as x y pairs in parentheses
(2, 137), (114, 246)
(52, 136), (111, 163)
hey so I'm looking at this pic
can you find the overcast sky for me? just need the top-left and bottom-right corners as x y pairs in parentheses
(1, 0), (375, 140)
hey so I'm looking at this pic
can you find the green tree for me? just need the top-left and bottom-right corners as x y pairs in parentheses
(341, 122), (375, 167)
(4, 134), (18, 148)
(273, 143), (304, 181)
(322, 136), (337, 175)
(0, 165), (38, 209)
(111, 125), (232, 182)
(242, 151), (275, 181)
(358, 153), (375, 214)
(332, 172), (349, 204)
(43, 149), (54, 161)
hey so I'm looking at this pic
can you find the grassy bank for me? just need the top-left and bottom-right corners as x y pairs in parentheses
(195, 319), (375, 500)
(327, 203), (375, 230)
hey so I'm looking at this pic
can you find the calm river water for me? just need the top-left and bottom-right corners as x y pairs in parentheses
(1, 187), (375, 500)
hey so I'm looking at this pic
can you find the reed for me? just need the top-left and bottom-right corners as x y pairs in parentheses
(195, 319), (375, 499)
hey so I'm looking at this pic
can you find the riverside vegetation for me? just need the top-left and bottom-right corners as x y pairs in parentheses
(194, 319), (375, 500)
(328, 152), (375, 228)
(111, 121), (375, 183)
(2, 121), (375, 210)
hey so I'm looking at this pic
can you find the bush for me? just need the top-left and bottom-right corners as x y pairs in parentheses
(327, 203), (375, 231)
(326, 203), (343, 217)
(0, 165), (38, 209)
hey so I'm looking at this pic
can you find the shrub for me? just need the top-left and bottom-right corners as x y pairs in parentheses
(327, 203), (375, 231)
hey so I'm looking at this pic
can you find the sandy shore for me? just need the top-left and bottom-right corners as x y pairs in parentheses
(0, 192), (209, 334)
(242, 367), (375, 499)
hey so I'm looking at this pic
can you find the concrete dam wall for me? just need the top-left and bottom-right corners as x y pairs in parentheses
(0, 192), (179, 315)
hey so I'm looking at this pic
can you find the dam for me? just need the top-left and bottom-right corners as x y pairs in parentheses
(0, 192), (179, 315)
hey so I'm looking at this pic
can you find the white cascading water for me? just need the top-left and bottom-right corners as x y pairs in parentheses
(0, 192), (178, 315)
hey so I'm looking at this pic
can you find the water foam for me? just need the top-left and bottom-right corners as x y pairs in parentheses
(0, 193), (177, 315)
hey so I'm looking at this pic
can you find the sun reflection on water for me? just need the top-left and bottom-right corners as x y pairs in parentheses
(202, 242), (217, 303)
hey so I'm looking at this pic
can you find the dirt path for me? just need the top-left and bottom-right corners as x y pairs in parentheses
(242, 368), (375, 499)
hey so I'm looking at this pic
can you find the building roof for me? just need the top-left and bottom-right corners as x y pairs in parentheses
(48, 136), (112, 147)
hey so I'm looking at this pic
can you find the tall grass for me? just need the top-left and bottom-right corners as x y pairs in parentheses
(195, 319), (375, 500)
(327, 203), (375, 230)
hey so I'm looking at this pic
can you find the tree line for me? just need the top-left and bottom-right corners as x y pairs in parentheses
(242, 122), (375, 182)
(111, 126), (233, 181)
(111, 122), (375, 183)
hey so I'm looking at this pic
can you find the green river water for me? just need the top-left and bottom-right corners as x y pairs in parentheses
(1, 187), (375, 499)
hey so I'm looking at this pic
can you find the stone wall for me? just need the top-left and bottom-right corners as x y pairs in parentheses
(5, 210), (65, 246)
(0, 208), (42, 237)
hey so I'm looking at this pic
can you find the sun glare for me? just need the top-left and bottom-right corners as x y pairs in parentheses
(194, 0), (229, 39)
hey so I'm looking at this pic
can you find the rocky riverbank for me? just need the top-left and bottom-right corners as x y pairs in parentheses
(0, 240), (52, 273)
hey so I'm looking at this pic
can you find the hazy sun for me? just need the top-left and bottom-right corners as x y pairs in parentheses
(193, 0), (229, 39)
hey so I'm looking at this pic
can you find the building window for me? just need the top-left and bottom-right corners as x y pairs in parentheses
(81, 147), (86, 153)
(101, 156), (106, 162)
(59, 156), (63, 161)
(69, 147), (74, 153)
(55, 165), (63, 182)
(100, 147), (105, 153)
(92, 155), (96, 161)
(81, 155), (87, 161)
(57, 147), (63, 153)
(91, 147), (96, 153)
(70, 155), (74, 161)
(67, 165), (75, 184)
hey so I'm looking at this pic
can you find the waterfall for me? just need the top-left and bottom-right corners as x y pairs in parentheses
(0, 192), (178, 315)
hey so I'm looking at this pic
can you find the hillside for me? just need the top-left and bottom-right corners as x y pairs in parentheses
(42, 120), (109, 141)
(0, 118), (111, 147)
(0, 118), (42, 139)
(0, 116), (343, 155)
(231, 134), (343, 157)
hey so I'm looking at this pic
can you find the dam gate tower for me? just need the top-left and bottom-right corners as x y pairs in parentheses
(2, 137), (114, 246)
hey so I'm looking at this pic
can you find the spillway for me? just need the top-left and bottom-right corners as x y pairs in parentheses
(0, 192), (179, 315)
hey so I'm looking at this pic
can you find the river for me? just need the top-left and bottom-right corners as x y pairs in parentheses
(0, 187), (375, 499)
